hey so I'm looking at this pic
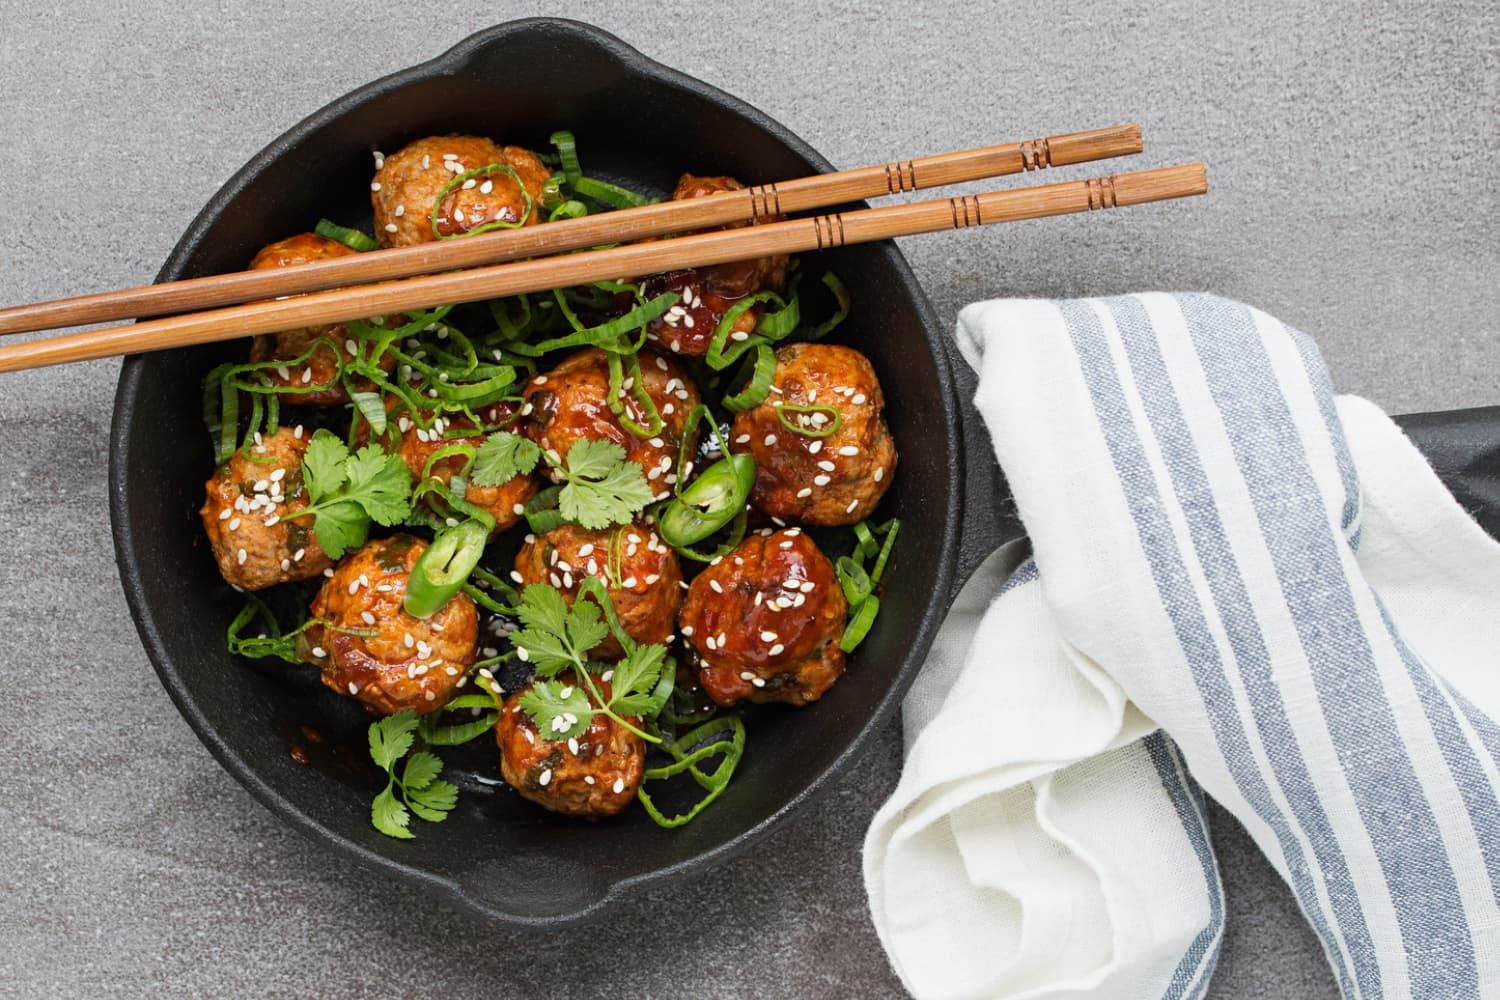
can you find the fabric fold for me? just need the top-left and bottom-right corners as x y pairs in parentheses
(865, 293), (1500, 998)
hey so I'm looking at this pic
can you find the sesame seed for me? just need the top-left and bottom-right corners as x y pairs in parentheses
(422, 154), (431, 168)
(301, 368), (313, 384)
(361, 612), (376, 625)
(228, 517), (241, 531)
(809, 440), (823, 454)
(578, 543), (595, 557)
(645, 574), (660, 584)
(280, 559), (290, 572)
(584, 775), (595, 785)
(349, 682), (360, 694)
(817, 460), (836, 472)
(796, 487), (813, 498)
(324, 568), (334, 578)
(760, 631), (779, 642)
(277, 365), (290, 380)
(424, 691), (436, 702)
(344, 338), (358, 356)
(705, 635), (717, 650)
(814, 475), (832, 486)
(780, 540), (794, 550)
(462, 178), (477, 190)
(384, 223), (398, 233)
(567, 738), (579, 755)
(480, 179), (494, 194)
(769, 643), (785, 656)
(681, 625), (694, 636)
(310, 645), (326, 658)
(454, 209), (466, 222)
(516, 646), (530, 662)
(853, 393), (868, 405)
(764, 434), (778, 447)
(612, 778), (625, 794)
(236, 548), (247, 565)
(709, 579), (724, 594)
(394, 204), (405, 217)
(218, 508), (232, 521)
(874, 468), (885, 482)
(510, 570), (524, 584)
(270, 468), (287, 482)
(622, 576), (638, 588)
(846, 499), (860, 513)
(404, 633), (415, 648)
(751, 678), (766, 688)
(800, 580), (817, 593)
(370, 181), (381, 192)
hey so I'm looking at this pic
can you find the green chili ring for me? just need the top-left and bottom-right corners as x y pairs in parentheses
(658, 453), (755, 548)
(404, 519), (489, 619)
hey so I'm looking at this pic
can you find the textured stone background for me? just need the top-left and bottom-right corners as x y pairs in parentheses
(0, 1), (1494, 996)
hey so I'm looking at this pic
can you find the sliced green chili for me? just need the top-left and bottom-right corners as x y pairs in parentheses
(404, 519), (488, 619)
(658, 453), (755, 548)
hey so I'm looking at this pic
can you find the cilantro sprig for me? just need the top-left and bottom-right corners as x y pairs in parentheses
(368, 710), (459, 839)
(470, 430), (540, 487)
(511, 580), (673, 743)
(292, 429), (414, 559)
(472, 432), (653, 531)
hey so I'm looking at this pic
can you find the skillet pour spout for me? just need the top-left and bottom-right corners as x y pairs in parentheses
(109, 17), (981, 927)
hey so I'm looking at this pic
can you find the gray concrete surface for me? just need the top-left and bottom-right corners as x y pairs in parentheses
(0, 1), (1494, 996)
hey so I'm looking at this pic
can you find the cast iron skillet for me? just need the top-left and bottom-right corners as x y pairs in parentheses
(109, 18), (1015, 927)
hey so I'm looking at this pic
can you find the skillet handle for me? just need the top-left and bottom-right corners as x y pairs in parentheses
(1395, 406), (1500, 541)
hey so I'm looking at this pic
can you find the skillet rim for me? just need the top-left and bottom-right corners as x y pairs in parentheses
(108, 16), (963, 926)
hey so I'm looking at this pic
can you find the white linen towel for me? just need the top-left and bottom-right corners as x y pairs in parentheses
(864, 293), (1500, 999)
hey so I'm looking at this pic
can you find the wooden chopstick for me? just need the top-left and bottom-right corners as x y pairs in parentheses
(0, 163), (1206, 374)
(0, 125), (1142, 338)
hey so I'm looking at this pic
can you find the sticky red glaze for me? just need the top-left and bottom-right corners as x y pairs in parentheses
(679, 528), (849, 706)
(497, 676), (645, 818)
(641, 174), (788, 357)
(302, 534), (478, 715)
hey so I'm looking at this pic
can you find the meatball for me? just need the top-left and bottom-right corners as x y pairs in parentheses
(372, 136), (551, 248)
(199, 425), (332, 590)
(521, 348), (701, 498)
(679, 527), (848, 707)
(730, 343), (896, 525)
(641, 174), (790, 357)
(300, 534), (479, 715)
(388, 400), (538, 535)
(512, 521), (683, 659)
(246, 234), (383, 405)
(497, 676), (645, 818)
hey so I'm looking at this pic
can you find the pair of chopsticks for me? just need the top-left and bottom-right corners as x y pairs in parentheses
(0, 124), (1206, 373)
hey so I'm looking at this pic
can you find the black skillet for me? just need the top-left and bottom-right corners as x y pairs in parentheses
(108, 18), (1013, 928)
(108, 17), (1497, 928)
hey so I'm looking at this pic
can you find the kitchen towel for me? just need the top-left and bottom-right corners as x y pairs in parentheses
(864, 293), (1500, 998)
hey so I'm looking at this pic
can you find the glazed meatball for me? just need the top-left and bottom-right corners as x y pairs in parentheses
(388, 400), (538, 535)
(300, 534), (479, 715)
(730, 343), (896, 525)
(199, 425), (332, 590)
(521, 348), (701, 498)
(497, 675), (645, 818)
(245, 234), (390, 405)
(679, 527), (849, 707)
(641, 174), (789, 356)
(372, 136), (550, 248)
(512, 521), (683, 660)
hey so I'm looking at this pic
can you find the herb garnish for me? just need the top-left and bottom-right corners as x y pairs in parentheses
(368, 710), (459, 839)
(292, 429), (413, 559)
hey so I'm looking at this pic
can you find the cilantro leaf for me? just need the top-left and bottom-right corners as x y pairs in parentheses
(564, 439), (626, 479)
(556, 441), (654, 530)
(302, 429), (350, 502)
(402, 750), (443, 791)
(295, 437), (414, 559)
(372, 785), (413, 839)
(405, 779), (458, 822)
(367, 710), (458, 839)
(471, 431), (540, 487)
(344, 446), (414, 526)
(563, 598), (609, 663)
(608, 643), (667, 716)
(517, 679), (593, 742)
(369, 710), (420, 770)
(311, 498), (371, 560)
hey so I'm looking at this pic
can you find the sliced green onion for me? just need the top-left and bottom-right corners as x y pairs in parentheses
(430, 163), (534, 240)
(658, 453), (755, 548)
(835, 555), (873, 605)
(314, 218), (379, 252)
(839, 594), (880, 652)
(404, 520), (488, 619)
(637, 715), (746, 828)
(550, 130), (582, 186)
(573, 175), (652, 209)
(776, 404), (843, 438)
(521, 291), (677, 355)
(350, 391), (388, 435)
(806, 271), (852, 340)
(523, 485), (567, 535)
(607, 351), (664, 438)
(722, 344), (777, 412)
(417, 691), (500, 746)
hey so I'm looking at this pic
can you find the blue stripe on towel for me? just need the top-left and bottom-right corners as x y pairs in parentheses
(1371, 599), (1500, 908)
(1144, 732), (1224, 1000)
(1180, 293), (1478, 996)
(1077, 296), (1366, 996)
